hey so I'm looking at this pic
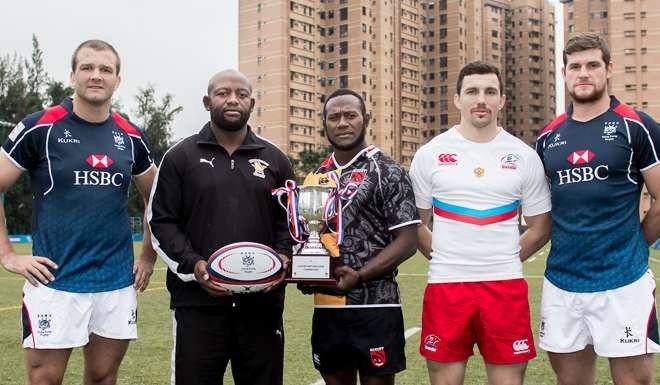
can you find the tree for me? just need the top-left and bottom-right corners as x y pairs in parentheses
(45, 80), (73, 107)
(292, 147), (331, 179)
(0, 37), (51, 234)
(26, 35), (47, 99)
(0, 55), (29, 124)
(133, 85), (183, 164)
(126, 85), (183, 222)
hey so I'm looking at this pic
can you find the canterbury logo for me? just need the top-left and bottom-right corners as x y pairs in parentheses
(438, 153), (458, 164)
(200, 157), (215, 168)
(512, 339), (530, 353)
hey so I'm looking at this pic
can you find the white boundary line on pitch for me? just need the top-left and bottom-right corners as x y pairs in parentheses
(309, 327), (421, 385)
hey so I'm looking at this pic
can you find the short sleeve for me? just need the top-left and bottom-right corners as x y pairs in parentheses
(535, 135), (546, 166)
(521, 149), (551, 217)
(130, 128), (154, 176)
(409, 146), (433, 209)
(1, 118), (45, 171)
(633, 112), (660, 172)
(381, 162), (421, 231)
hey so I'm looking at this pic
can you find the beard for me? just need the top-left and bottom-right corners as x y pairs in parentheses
(326, 124), (367, 151)
(210, 107), (250, 132)
(569, 82), (607, 104)
(77, 90), (113, 107)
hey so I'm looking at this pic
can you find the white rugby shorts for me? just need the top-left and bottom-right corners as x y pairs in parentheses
(539, 270), (660, 357)
(22, 283), (138, 349)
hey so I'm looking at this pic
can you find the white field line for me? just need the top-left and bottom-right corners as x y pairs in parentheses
(309, 327), (421, 385)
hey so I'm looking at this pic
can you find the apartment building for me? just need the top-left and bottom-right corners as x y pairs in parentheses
(561, 0), (659, 121)
(239, 0), (556, 166)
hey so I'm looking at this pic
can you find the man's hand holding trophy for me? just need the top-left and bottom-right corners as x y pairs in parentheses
(272, 173), (340, 286)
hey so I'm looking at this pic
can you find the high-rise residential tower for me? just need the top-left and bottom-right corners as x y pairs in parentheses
(239, 0), (557, 166)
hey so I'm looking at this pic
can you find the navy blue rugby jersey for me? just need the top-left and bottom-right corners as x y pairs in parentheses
(2, 98), (153, 292)
(536, 96), (660, 292)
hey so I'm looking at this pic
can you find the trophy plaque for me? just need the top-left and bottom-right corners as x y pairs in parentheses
(273, 182), (338, 285)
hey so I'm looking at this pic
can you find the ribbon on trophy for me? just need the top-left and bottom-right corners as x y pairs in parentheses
(272, 179), (307, 244)
(323, 171), (362, 245)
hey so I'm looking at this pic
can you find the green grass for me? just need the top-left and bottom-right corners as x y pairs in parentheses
(0, 244), (658, 384)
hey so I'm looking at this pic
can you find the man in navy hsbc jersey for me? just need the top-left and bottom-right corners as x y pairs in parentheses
(536, 32), (660, 385)
(0, 40), (157, 385)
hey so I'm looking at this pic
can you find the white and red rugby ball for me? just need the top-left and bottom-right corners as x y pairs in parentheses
(206, 242), (283, 293)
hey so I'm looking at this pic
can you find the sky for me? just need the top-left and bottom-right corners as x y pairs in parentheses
(0, 0), (239, 139)
(0, 0), (563, 139)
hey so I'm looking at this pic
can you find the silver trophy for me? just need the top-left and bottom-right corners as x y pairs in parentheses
(275, 184), (338, 284)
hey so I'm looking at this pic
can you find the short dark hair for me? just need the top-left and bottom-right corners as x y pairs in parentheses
(563, 32), (611, 66)
(456, 61), (504, 95)
(71, 40), (121, 74)
(322, 88), (367, 120)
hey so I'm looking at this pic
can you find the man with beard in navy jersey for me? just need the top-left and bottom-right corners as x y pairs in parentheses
(536, 32), (660, 385)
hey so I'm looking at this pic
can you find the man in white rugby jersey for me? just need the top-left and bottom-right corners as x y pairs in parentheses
(410, 61), (552, 385)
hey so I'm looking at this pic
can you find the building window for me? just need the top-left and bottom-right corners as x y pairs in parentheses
(340, 24), (348, 38)
(340, 41), (348, 54)
(340, 58), (348, 71)
(340, 7), (348, 21)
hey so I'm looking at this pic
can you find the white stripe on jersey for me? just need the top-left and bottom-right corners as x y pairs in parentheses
(622, 119), (637, 185)
(44, 126), (55, 195)
(389, 219), (422, 231)
(7, 123), (51, 156)
(255, 133), (288, 156)
(625, 117), (659, 164)
(1, 148), (27, 171)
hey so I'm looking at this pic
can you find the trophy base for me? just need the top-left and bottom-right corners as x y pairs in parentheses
(285, 253), (338, 285)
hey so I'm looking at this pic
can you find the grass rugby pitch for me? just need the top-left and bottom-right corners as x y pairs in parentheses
(0, 243), (658, 384)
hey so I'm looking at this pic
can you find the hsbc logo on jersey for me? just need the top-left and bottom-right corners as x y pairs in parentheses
(567, 150), (595, 165)
(74, 154), (124, 187)
(557, 149), (609, 185)
(437, 153), (458, 165)
(86, 154), (113, 168)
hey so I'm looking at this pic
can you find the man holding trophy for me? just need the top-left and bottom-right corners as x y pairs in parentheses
(291, 88), (420, 385)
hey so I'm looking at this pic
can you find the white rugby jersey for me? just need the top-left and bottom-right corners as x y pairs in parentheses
(410, 126), (551, 283)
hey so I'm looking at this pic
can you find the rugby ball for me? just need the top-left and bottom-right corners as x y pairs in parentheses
(206, 242), (283, 293)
